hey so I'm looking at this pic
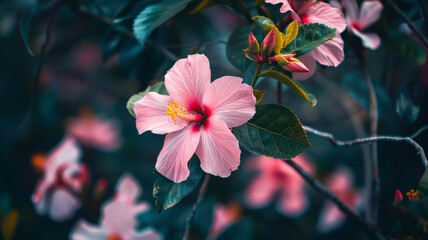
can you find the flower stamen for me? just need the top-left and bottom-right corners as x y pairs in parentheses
(406, 189), (419, 200)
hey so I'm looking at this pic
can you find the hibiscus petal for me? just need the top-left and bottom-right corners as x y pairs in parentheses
(101, 200), (140, 234)
(265, 0), (294, 14)
(156, 126), (201, 183)
(202, 76), (256, 128)
(353, 29), (381, 50)
(311, 34), (344, 67)
(278, 183), (308, 217)
(115, 173), (141, 203)
(292, 53), (317, 80)
(305, 2), (347, 33)
(245, 173), (277, 208)
(129, 228), (162, 240)
(70, 220), (106, 240)
(49, 188), (81, 222)
(135, 92), (186, 135)
(195, 117), (240, 178)
(317, 202), (345, 232)
(342, 0), (358, 21)
(359, 1), (383, 30)
(164, 54), (211, 112)
(46, 136), (81, 175)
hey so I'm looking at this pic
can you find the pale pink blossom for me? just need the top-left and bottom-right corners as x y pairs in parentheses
(70, 173), (161, 240)
(67, 110), (122, 152)
(245, 154), (313, 216)
(134, 54), (256, 183)
(265, 0), (347, 80)
(317, 167), (362, 232)
(208, 203), (242, 239)
(31, 136), (88, 222)
(343, 0), (383, 50)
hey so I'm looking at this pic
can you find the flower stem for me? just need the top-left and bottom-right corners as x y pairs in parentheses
(182, 174), (211, 240)
(251, 63), (263, 87)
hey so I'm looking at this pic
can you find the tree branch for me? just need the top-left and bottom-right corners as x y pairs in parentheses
(182, 174), (211, 240)
(20, 13), (55, 129)
(384, 0), (428, 49)
(303, 125), (428, 168)
(284, 160), (386, 240)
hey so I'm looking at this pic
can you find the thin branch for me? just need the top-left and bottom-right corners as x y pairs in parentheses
(417, 0), (428, 24)
(251, 63), (263, 87)
(384, 0), (428, 49)
(363, 57), (379, 224)
(284, 160), (386, 240)
(303, 125), (428, 168)
(182, 174), (211, 240)
(20, 13), (55, 130)
(411, 124), (428, 139)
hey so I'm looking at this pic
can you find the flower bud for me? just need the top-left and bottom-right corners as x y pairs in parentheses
(248, 32), (260, 55)
(260, 29), (276, 57)
(394, 189), (403, 202)
(274, 55), (309, 73)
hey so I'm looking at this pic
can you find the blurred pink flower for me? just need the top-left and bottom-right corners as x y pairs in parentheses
(70, 173), (161, 240)
(317, 167), (362, 232)
(208, 203), (242, 239)
(67, 109), (122, 152)
(265, 0), (347, 80)
(245, 154), (313, 216)
(394, 189), (403, 202)
(31, 136), (88, 222)
(343, 0), (383, 50)
(134, 54), (256, 183)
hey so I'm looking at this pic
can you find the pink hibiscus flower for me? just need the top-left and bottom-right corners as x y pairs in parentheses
(70, 173), (161, 240)
(31, 136), (88, 222)
(343, 0), (383, 50)
(67, 109), (122, 152)
(245, 154), (313, 216)
(134, 54), (256, 183)
(208, 203), (242, 239)
(265, 0), (347, 80)
(317, 167), (362, 232)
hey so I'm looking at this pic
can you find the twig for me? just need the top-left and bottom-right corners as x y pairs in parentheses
(251, 63), (263, 87)
(284, 160), (386, 240)
(384, 0), (428, 49)
(411, 124), (428, 139)
(20, 13), (55, 129)
(303, 125), (428, 168)
(363, 57), (379, 224)
(182, 174), (211, 240)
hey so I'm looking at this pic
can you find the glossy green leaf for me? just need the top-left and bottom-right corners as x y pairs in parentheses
(153, 157), (203, 212)
(252, 16), (285, 55)
(227, 24), (259, 72)
(282, 23), (336, 57)
(19, 5), (37, 56)
(253, 89), (266, 104)
(133, 0), (190, 45)
(384, 30), (426, 65)
(418, 168), (428, 198)
(126, 81), (168, 118)
(233, 104), (310, 159)
(259, 69), (317, 106)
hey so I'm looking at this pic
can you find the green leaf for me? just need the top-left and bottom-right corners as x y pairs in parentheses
(19, 5), (37, 56)
(153, 157), (203, 212)
(126, 81), (168, 118)
(133, 0), (190, 45)
(232, 104), (310, 159)
(384, 30), (427, 65)
(418, 168), (428, 198)
(227, 24), (260, 72)
(259, 69), (317, 106)
(395, 200), (428, 224)
(282, 23), (336, 57)
(283, 20), (298, 48)
(253, 89), (266, 104)
(252, 16), (285, 55)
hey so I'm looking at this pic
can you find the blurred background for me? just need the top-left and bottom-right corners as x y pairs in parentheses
(0, 0), (428, 239)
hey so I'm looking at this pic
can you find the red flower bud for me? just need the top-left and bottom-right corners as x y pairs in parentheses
(394, 189), (403, 202)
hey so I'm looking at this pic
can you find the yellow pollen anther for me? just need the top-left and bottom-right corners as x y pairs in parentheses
(166, 101), (193, 125)
(406, 189), (419, 200)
